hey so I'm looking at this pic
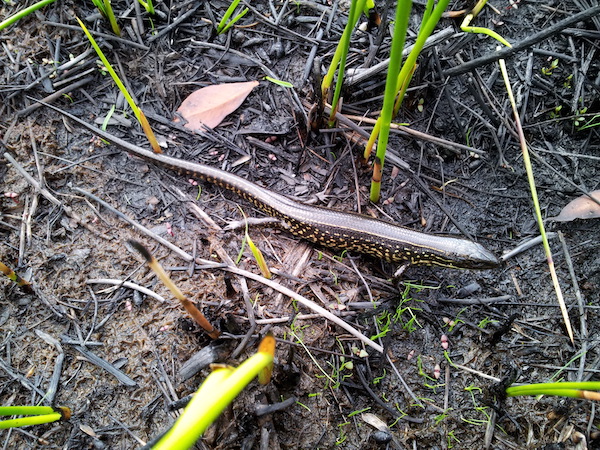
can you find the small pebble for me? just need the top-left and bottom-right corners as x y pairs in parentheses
(372, 430), (392, 444)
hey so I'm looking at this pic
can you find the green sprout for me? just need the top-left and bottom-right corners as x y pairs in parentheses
(90, 0), (121, 35)
(372, 369), (386, 384)
(447, 430), (460, 448)
(477, 317), (498, 329)
(393, 295), (422, 332)
(549, 104), (563, 119)
(434, 409), (451, 425)
(325, 355), (354, 388)
(263, 76), (294, 88)
(576, 113), (600, 131)
(296, 401), (311, 412)
(153, 334), (275, 450)
(574, 107), (588, 128)
(336, 423), (349, 445)
(217, 0), (249, 34)
(372, 310), (391, 340)
(444, 307), (466, 332)
(573, 106), (600, 131)
(137, 0), (154, 14)
(541, 58), (559, 76)
(416, 355), (436, 383)
(372, 284), (423, 339)
(460, 0), (511, 48)
(347, 407), (370, 417)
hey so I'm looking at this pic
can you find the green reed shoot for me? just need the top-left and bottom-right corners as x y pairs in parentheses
(322, 0), (372, 120)
(0, 406), (71, 429)
(366, 0), (412, 201)
(138, 0), (155, 14)
(90, 0), (121, 36)
(506, 381), (600, 400)
(327, 0), (367, 125)
(365, 0), (449, 201)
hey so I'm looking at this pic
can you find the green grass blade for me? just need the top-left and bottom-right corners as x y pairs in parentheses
(329, 0), (367, 124)
(321, 0), (364, 100)
(138, 0), (155, 14)
(154, 352), (273, 449)
(77, 17), (161, 153)
(0, 0), (58, 31)
(102, 0), (121, 35)
(219, 8), (249, 35)
(217, 0), (242, 34)
(498, 57), (574, 343)
(392, 0), (450, 116)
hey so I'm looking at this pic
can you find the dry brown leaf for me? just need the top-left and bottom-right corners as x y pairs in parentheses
(175, 80), (259, 130)
(549, 190), (600, 222)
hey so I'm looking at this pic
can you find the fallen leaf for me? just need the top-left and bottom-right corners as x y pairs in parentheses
(549, 190), (600, 222)
(175, 80), (259, 130)
(80, 424), (98, 438)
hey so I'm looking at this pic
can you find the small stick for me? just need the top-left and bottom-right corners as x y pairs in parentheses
(71, 185), (193, 262)
(128, 240), (220, 339)
(34, 330), (64, 405)
(87, 278), (167, 303)
(443, 5), (600, 77)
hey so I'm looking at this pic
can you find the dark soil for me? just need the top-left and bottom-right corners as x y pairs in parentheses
(1, 1), (599, 449)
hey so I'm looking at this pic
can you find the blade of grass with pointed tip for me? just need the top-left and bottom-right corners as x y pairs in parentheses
(498, 57), (573, 343)
(154, 350), (273, 449)
(76, 17), (161, 153)
(246, 234), (272, 279)
(217, 0), (248, 34)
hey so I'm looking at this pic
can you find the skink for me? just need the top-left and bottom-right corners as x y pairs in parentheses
(42, 104), (499, 269)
